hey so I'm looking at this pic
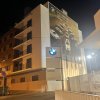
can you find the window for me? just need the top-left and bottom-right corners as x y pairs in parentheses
(11, 79), (16, 84)
(5, 66), (10, 71)
(32, 75), (39, 81)
(27, 31), (32, 40)
(2, 39), (4, 44)
(3, 46), (6, 51)
(8, 54), (12, 58)
(13, 59), (22, 72)
(27, 44), (32, 53)
(4, 37), (6, 42)
(0, 81), (2, 85)
(27, 19), (32, 27)
(26, 58), (32, 69)
(10, 33), (13, 38)
(0, 40), (2, 45)
(0, 68), (2, 73)
(9, 43), (13, 48)
(20, 77), (25, 82)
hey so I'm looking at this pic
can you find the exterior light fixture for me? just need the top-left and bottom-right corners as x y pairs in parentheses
(87, 55), (92, 59)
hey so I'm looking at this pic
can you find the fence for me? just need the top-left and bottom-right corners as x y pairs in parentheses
(68, 72), (100, 95)
(55, 91), (100, 100)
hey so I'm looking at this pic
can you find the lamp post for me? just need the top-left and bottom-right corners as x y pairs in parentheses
(86, 52), (96, 74)
(87, 54), (93, 74)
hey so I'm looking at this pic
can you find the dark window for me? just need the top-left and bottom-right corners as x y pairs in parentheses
(3, 47), (6, 51)
(13, 59), (22, 72)
(27, 31), (32, 40)
(0, 68), (2, 73)
(0, 81), (2, 85)
(8, 54), (12, 58)
(27, 44), (32, 53)
(20, 77), (25, 82)
(15, 39), (22, 46)
(11, 79), (16, 84)
(10, 33), (13, 38)
(4, 37), (6, 42)
(9, 43), (13, 48)
(26, 58), (32, 69)
(27, 19), (32, 27)
(0, 40), (2, 44)
(14, 50), (23, 58)
(2, 39), (4, 43)
(5, 66), (10, 71)
(32, 75), (39, 81)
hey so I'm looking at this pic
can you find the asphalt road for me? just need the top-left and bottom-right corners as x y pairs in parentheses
(0, 92), (55, 100)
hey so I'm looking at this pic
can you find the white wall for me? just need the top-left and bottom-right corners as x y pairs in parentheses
(41, 5), (50, 68)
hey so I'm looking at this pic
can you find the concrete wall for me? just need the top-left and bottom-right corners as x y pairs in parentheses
(10, 81), (46, 92)
(31, 5), (42, 69)
(40, 5), (50, 68)
(7, 69), (47, 92)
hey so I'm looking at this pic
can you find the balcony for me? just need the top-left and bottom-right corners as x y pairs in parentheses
(15, 38), (27, 47)
(14, 32), (32, 48)
(15, 26), (27, 36)
(13, 63), (23, 72)
(13, 49), (32, 59)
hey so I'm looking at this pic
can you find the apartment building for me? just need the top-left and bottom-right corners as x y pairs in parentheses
(0, 28), (18, 86)
(0, 2), (86, 92)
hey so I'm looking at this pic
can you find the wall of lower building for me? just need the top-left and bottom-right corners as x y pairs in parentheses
(6, 69), (47, 92)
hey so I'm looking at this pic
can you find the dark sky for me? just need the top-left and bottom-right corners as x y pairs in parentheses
(0, 0), (99, 38)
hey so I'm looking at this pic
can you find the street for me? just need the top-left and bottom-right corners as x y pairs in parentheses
(0, 92), (55, 100)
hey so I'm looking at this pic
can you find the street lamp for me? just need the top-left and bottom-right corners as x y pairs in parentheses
(86, 52), (95, 74)
(91, 52), (95, 56)
(87, 54), (93, 74)
(87, 55), (92, 59)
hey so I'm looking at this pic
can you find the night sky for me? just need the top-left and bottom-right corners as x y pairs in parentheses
(0, 0), (99, 38)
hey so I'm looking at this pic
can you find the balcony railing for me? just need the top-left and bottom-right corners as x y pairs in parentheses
(13, 63), (23, 72)
(15, 26), (27, 35)
(14, 37), (28, 47)
(13, 49), (32, 59)
(26, 62), (32, 69)
(13, 62), (32, 72)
